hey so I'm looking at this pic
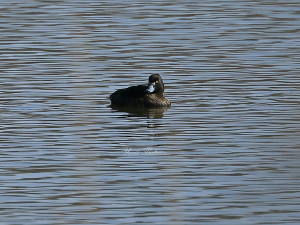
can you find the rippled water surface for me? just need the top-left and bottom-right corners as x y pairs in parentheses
(1, 0), (300, 224)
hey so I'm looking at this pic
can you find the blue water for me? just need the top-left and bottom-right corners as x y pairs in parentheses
(1, 0), (300, 224)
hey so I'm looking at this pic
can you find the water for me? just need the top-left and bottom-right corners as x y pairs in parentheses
(1, 0), (300, 224)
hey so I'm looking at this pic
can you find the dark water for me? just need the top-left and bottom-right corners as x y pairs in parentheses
(1, 0), (300, 224)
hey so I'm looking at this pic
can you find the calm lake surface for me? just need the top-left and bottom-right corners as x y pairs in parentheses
(1, 0), (300, 224)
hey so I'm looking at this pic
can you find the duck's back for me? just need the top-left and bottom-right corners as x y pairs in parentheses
(110, 85), (147, 107)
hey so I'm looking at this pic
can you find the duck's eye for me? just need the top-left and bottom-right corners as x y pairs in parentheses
(155, 80), (158, 83)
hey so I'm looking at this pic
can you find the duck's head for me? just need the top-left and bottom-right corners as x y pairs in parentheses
(145, 73), (165, 94)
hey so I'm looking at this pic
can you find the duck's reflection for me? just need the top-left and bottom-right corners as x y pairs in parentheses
(110, 105), (169, 119)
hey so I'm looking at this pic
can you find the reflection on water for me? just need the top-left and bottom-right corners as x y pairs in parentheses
(110, 105), (170, 119)
(1, 0), (300, 224)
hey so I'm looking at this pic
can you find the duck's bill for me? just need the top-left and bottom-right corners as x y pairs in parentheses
(145, 83), (155, 93)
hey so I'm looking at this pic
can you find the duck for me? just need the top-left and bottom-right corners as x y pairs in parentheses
(110, 73), (171, 107)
